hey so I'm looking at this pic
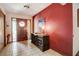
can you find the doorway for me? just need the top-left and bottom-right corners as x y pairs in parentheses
(12, 18), (28, 42)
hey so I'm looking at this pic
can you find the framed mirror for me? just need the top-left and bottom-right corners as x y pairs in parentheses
(38, 17), (45, 33)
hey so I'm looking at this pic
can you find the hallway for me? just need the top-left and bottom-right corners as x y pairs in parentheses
(0, 40), (62, 56)
(0, 3), (73, 56)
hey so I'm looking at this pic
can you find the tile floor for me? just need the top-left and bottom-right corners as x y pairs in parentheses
(0, 40), (62, 56)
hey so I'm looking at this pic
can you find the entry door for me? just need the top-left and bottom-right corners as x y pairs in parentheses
(16, 18), (27, 41)
(0, 9), (5, 50)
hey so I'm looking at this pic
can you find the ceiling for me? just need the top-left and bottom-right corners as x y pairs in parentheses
(0, 3), (51, 16)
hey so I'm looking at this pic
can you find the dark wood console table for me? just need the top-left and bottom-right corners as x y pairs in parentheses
(31, 33), (49, 52)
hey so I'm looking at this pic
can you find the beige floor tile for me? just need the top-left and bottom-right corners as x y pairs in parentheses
(0, 40), (62, 56)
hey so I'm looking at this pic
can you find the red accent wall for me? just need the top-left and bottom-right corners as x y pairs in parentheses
(33, 3), (73, 55)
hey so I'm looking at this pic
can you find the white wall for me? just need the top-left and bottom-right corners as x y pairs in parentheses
(27, 20), (31, 40)
(73, 3), (79, 56)
(34, 18), (39, 33)
(5, 13), (32, 42)
(0, 5), (7, 15)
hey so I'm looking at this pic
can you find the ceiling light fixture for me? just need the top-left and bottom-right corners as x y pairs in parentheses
(24, 5), (30, 8)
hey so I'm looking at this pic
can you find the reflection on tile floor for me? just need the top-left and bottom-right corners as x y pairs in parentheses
(0, 40), (62, 56)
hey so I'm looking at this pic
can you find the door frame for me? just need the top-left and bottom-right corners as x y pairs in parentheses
(0, 9), (6, 47)
(3, 12), (6, 46)
(11, 18), (31, 42)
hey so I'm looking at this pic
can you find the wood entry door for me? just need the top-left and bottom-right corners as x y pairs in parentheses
(0, 9), (5, 50)
(16, 18), (27, 41)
